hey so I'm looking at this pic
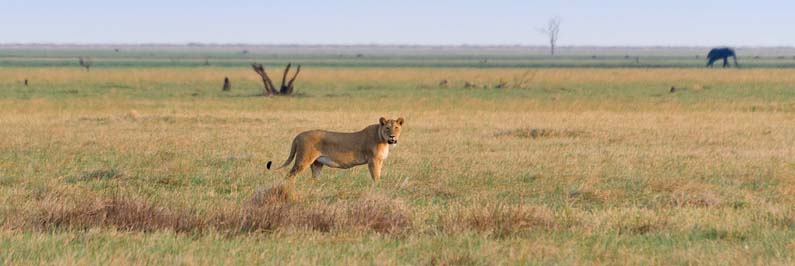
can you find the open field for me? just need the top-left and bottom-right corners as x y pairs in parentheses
(3, 45), (795, 68)
(2, 63), (795, 264)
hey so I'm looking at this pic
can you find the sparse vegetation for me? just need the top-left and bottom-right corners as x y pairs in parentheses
(2, 51), (795, 264)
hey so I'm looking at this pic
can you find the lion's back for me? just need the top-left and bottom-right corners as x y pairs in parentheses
(295, 127), (374, 152)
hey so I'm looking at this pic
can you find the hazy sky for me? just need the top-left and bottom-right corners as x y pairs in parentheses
(1, 0), (792, 46)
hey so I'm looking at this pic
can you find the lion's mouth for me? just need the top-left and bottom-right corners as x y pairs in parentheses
(387, 139), (397, 144)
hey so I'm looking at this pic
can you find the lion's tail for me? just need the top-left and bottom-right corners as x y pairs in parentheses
(267, 138), (297, 170)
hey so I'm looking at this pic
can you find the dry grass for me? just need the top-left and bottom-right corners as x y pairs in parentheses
(440, 204), (555, 238)
(11, 185), (412, 236)
(5, 67), (795, 88)
(28, 195), (201, 233)
(76, 168), (124, 181)
(426, 252), (482, 266)
(249, 184), (293, 205)
(2, 67), (795, 264)
(494, 127), (586, 139)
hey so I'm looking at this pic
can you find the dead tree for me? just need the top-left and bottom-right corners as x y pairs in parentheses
(252, 63), (276, 96)
(222, 77), (231, 91)
(251, 63), (301, 96)
(78, 57), (93, 71)
(538, 17), (561, 56)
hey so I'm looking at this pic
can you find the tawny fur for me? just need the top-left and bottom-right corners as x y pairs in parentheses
(271, 117), (404, 184)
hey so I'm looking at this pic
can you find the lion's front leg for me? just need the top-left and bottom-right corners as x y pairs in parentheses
(367, 159), (383, 183)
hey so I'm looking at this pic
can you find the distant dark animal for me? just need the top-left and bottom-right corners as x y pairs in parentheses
(222, 77), (231, 91)
(438, 79), (448, 87)
(24, 79), (28, 86)
(78, 57), (92, 71)
(706, 47), (738, 68)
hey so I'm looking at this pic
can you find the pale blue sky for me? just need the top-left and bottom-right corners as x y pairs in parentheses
(1, 0), (792, 46)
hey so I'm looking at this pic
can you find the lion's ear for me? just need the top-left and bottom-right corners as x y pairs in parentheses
(379, 117), (387, 125)
(396, 117), (404, 125)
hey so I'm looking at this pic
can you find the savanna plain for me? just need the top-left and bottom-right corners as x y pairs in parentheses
(2, 49), (795, 265)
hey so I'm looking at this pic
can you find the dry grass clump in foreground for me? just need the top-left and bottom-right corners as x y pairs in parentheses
(249, 183), (293, 205)
(25, 194), (201, 233)
(15, 184), (412, 236)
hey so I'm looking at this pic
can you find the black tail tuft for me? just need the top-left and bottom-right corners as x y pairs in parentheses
(266, 161), (272, 170)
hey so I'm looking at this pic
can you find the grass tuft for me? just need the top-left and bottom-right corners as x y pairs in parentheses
(441, 204), (555, 238)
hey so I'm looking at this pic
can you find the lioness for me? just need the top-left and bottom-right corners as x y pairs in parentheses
(268, 117), (404, 183)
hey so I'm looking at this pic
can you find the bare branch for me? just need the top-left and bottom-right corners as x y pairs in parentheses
(251, 63), (277, 96)
(280, 63), (292, 94)
(285, 65), (301, 95)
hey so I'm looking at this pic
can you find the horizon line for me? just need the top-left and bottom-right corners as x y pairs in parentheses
(2, 43), (795, 49)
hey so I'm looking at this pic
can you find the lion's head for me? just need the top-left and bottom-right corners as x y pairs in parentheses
(379, 117), (404, 145)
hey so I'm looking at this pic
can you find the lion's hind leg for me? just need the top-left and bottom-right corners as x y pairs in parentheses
(286, 148), (319, 184)
(287, 160), (311, 182)
(284, 160), (311, 195)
